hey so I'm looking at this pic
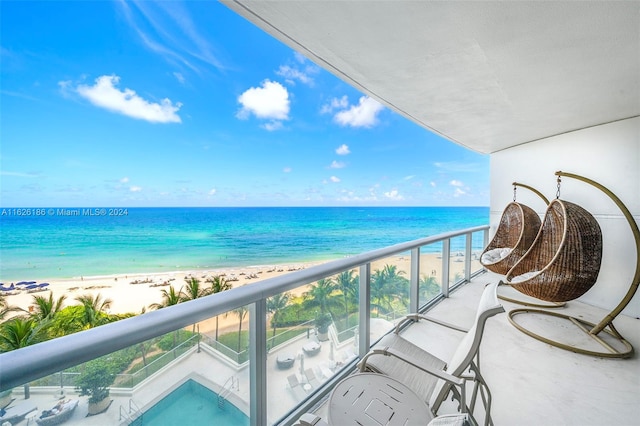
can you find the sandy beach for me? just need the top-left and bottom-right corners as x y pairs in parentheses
(2, 254), (474, 335)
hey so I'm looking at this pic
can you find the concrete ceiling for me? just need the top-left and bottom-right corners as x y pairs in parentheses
(223, 1), (639, 154)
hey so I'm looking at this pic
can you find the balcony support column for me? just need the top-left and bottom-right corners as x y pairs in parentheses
(465, 233), (472, 283)
(410, 248), (420, 313)
(442, 239), (451, 297)
(358, 264), (371, 358)
(250, 300), (267, 426)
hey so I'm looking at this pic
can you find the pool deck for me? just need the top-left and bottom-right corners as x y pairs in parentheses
(5, 319), (377, 425)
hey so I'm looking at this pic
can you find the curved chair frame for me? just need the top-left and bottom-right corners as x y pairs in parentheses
(484, 183), (565, 308)
(508, 171), (639, 358)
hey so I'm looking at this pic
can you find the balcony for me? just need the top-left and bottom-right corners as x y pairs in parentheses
(1, 224), (638, 425)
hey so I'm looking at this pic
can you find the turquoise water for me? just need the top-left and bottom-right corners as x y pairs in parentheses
(140, 379), (248, 425)
(0, 207), (488, 281)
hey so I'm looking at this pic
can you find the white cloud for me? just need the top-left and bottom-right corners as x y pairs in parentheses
(403, 175), (415, 181)
(336, 144), (350, 155)
(237, 80), (289, 128)
(330, 176), (341, 183)
(276, 65), (313, 86)
(450, 180), (464, 187)
(130, 186), (142, 192)
(262, 120), (284, 131)
(320, 95), (349, 114)
(173, 72), (185, 84)
(329, 161), (345, 169)
(384, 189), (404, 200)
(72, 75), (182, 123)
(283, 167), (292, 173)
(454, 188), (466, 197)
(120, 177), (130, 183)
(208, 188), (217, 196)
(430, 181), (437, 187)
(334, 96), (384, 128)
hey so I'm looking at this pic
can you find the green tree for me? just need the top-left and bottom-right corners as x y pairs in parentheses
(419, 274), (440, 303)
(232, 306), (249, 352)
(267, 292), (291, 338)
(148, 286), (183, 310)
(0, 317), (43, 398)
(304, 277), (340, 317)
(74, 293), (114, 329)
(30, 292), (67, 322)
(0, 294), (20, 322)
(206, 275), (232, 341)
(335, 270), (358, 327)
(181, 277), (210, 302)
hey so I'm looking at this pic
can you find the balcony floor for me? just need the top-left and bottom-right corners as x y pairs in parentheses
(313, 271), (640, 425)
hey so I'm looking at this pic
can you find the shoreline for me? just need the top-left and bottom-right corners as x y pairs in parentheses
(2, 254), (473, 336)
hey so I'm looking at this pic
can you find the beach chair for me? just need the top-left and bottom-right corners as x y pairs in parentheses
(287, 374), (308, 401)
(359, 281), (503, 425)
(0, 401), (38, 425)
(304, 368), (321, 389)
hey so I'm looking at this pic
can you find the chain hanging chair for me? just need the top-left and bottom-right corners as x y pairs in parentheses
(507, 171), (638, 358)
(506, 196), (603, 302)
(480, 183), (547, 275)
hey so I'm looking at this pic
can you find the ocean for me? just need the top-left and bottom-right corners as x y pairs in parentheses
(0, 207), (488, 281)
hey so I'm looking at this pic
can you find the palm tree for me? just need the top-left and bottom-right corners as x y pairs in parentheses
(206, 275), (232, 341)
(232, 306), (249, 353)
(303, 277), (339, 317)
(74, 294), (113, 329)
(181, 276), (210, 302)
(335, 270), (358, 327)
(0, 317), (42, 398)
(148, 286), (183, 310)
(30, 292), (67, 321)
(419, 274), (440, 303)
(0, 294), (20, 322)
(381, 264), (410, 308)
(267, 292), (290, 339)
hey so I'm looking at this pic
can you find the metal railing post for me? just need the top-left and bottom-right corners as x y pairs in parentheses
(465, 232), (472, 283)
(358, 264), (371, 358)
(250, 300), (267, 426)
(410, 248), (420, 313)
(442, 239), (451, 297)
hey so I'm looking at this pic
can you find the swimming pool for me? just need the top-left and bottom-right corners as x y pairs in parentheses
(139, 379), (249, 425)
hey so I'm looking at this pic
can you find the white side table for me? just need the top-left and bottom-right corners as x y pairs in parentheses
(328, 373), (433, 425)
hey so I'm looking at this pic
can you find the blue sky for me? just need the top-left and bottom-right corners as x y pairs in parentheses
(1, 1), (488, 207)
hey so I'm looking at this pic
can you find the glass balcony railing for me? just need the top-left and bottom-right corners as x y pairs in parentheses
(0, 225), (489, 426)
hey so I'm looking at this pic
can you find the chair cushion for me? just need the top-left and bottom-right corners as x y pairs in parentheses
(363, 333), (446, 403)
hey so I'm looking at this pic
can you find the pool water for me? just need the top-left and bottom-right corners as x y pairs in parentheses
(139, 379), (249, 425)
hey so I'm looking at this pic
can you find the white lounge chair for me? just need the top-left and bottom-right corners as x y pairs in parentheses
(287, 374), (308, 401)
(359, 281), (503, 426)
(0, 401), (38, 425)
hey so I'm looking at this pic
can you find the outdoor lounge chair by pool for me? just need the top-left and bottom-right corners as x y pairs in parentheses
(287, 374), (309, 401)
(0, 401), (38, 425)
(359, 281), (503, 425)
(35, 399), (78, 426)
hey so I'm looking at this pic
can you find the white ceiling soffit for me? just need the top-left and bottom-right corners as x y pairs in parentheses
(223, 1), (639, 154)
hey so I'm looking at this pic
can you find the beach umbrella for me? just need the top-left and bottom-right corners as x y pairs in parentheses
(299, 351), (305, 377)
(26, 284), (38, 290)
(38, 283), (50, 287)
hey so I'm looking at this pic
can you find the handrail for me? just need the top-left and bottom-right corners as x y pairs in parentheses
(0, 225), (488, 392)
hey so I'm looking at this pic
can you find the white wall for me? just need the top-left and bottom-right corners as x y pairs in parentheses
(490, 117), (640, 317)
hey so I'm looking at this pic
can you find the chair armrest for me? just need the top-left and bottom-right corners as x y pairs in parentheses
(395, 314), (468, 335)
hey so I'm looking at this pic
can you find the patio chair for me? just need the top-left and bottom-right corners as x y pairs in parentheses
(0, 401), (38, 425)
(304, 368), (321, 388)
(287, 374), (308, 401)
(294, 412), (474, 426)
(359, 281), (503, 426)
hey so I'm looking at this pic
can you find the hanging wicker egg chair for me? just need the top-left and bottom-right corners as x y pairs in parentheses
(480, 202), (542, 275)
(506, 199), (603, 302)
